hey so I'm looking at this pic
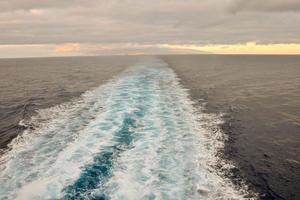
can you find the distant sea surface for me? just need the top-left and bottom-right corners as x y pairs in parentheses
(0, 56), (138, 149)
(0, 55), (299, 199)
(163, 55), (300, 200)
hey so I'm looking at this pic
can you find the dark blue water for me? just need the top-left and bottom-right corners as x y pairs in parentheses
(0, 55), (299, 200)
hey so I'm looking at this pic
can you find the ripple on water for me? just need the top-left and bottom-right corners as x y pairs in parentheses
(0, 58), (248, 200)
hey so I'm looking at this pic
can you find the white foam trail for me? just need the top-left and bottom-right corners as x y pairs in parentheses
(97, 61), (245, 200)
(0, 58), (250, 200)
(0, 80), (116, 199)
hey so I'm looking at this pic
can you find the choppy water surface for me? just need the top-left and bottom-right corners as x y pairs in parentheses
(164, 55), (300, 200)
(0, 59), (244, 199)
(0, 56), (138, 149)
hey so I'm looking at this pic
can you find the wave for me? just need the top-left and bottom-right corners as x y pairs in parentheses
(0, 58), (250, 199)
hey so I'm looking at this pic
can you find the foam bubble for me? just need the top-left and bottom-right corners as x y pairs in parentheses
(0, 58), (251, 200)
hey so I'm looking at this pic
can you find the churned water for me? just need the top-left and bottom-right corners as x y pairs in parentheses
(0, 58), (244, 199)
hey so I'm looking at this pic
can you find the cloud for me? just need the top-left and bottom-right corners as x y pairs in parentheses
(0, 44), (56, 58)
(0, 0), (90, 12)
(29, 9), (44, 16)
(55, 43), (81, 53)
(0, 42), (207, 58)
(164, 42), (300, 54)
(229, 0), (300, 13)
(2, 42), (299, 58)
(0, 0), (300, 57)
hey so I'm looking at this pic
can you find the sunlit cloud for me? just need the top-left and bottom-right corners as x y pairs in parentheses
(0, 44), (81, 58)
(55, 43), (81, 53)
(0, 44), (48, 49)
(0, 44), (55, 58)
(1, 42), (300, 58)
(29, 9), (44, 16)
(161, 42), (300, 54)
(0, 19), (23, 25)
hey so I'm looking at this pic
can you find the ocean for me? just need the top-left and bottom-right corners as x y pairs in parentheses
(0, 55), (299, 199)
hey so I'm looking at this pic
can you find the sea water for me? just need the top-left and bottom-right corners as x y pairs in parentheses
(0, 58), (244, 200)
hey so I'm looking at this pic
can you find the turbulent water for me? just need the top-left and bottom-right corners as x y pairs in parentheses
(0, 58), (244, 200)
(164, 55), (300, 200)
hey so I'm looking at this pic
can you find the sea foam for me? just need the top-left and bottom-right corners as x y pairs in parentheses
(0, 58), (247, 199)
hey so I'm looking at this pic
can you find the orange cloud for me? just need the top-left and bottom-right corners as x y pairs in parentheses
(55, 43), (81, 53)
(1, 42), (299, 58)
(0, 19), (24, 25)
(29, 9), (44, 16)
(160, 42), (300, 54)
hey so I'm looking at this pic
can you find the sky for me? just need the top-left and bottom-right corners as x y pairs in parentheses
(0, 0), (300, 57)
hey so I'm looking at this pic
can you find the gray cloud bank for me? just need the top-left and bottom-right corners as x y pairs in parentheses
(0, 0), (299, 45)
(229, 0), (300, 12)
